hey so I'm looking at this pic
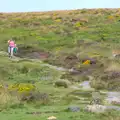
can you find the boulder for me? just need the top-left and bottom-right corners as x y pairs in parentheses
(85, 105), (107, 113)
(67, 106), (80, 112)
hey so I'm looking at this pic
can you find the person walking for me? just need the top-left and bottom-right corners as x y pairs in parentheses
(8, 39), (15, 58)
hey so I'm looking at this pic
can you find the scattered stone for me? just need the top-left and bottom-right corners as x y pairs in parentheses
(105, 97), (120, 104)
(79, 81), (91, 89)
(70, 85), (80, 90)
(79, 81), (95, 91)
(106, 106), (120, 111)
(47, 116), (57, 120)
(85, 105), (107, 113)
(85, 104), (120, 113)
(105, 92), (120, 105)
(67, 106), (80, 112)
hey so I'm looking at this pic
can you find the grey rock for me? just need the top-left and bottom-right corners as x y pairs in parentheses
(105, 92), (120, 104)
(106, 106), (120, 111)
(85, 105), (120, 113)
(67, 106), (80, 112)
(84, 105), (107, 113)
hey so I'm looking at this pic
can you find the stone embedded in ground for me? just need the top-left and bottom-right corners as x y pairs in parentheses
(79, 81), (95, 91)
(105, 92), (120, 105)
(70, 86), (80, 90)
(67, 106), (80, 112)
(79, 81), (91, 89)
(84, 105), (107, 113)
(106, 106), (120, 111)
(47, 116), (57, 120)
(105, 97), (120, 105)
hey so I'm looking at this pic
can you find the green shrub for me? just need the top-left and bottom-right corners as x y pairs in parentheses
(74, 22), (82, 27)
(54, 79), (71, 88)
(4, 83), (50, 104)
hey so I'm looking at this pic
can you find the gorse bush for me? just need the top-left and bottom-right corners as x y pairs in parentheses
(55, 19), (62, 22)
(0, 83), (49, 104)
(8, 83), (35, 92)
(54, 79), (71, 88)
(74, 22), (82, 28)
(108, 15), (115, 20)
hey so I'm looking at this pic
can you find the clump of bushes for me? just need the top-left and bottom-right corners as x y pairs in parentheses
(90, 71), (120, 90)
(8, 83), (35, 92)
(55, 19), (62, 22)
(60, 72), (89, 82)
(0, 83), (49, 104)
(107, 15), (115, 20)
(74, 22), (82, 28)
(54, 79), (71, 88)
(20, 91), (49, 104)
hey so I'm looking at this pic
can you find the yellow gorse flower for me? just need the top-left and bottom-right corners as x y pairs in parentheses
(0, 84), (3, 88)
(55, 47), (62, 54)
(7, 83), (35, 92)
(55, 19), (61, 22)
(83, 60), (90, 65)
(108, 16), (115, 20)
(75, 22), (81, 27)
(53, 13), (57, 16)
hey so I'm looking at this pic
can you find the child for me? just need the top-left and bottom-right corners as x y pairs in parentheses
(8, 39), (15, 57)
(13, 44), (18, 54)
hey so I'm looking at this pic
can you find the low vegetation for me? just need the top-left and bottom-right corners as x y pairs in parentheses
(0, 8), (120, 119)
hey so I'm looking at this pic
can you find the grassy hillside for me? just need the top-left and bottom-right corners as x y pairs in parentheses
(0, 8), (120, 120)
(0, 8), (120, 51)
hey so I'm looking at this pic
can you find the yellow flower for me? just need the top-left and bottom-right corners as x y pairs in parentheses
(75, 22), (81, 27)
(55, 47), (62, 54)
(108, 16), (114, 20)
(7, 83), (35, 92)
(83, 60), (90, 65)
(56, 47), (62, 51)
(25, 87), (30, 91)
(19, 87), (23, 91)
(0, 84), (3, 88)
(53, 13), (57, 16)
(55, 19), (61, 22)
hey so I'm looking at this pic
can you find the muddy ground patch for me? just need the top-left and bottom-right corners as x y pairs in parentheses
(15, 44), (50, 60)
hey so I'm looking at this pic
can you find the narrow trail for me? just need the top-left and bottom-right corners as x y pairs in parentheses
(0, 51), (69, 72)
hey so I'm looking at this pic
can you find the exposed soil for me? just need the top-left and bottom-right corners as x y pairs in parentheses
(15, 44), (50, 60)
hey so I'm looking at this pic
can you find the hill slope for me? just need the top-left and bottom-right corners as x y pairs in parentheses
(0, 8), (120, 120)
